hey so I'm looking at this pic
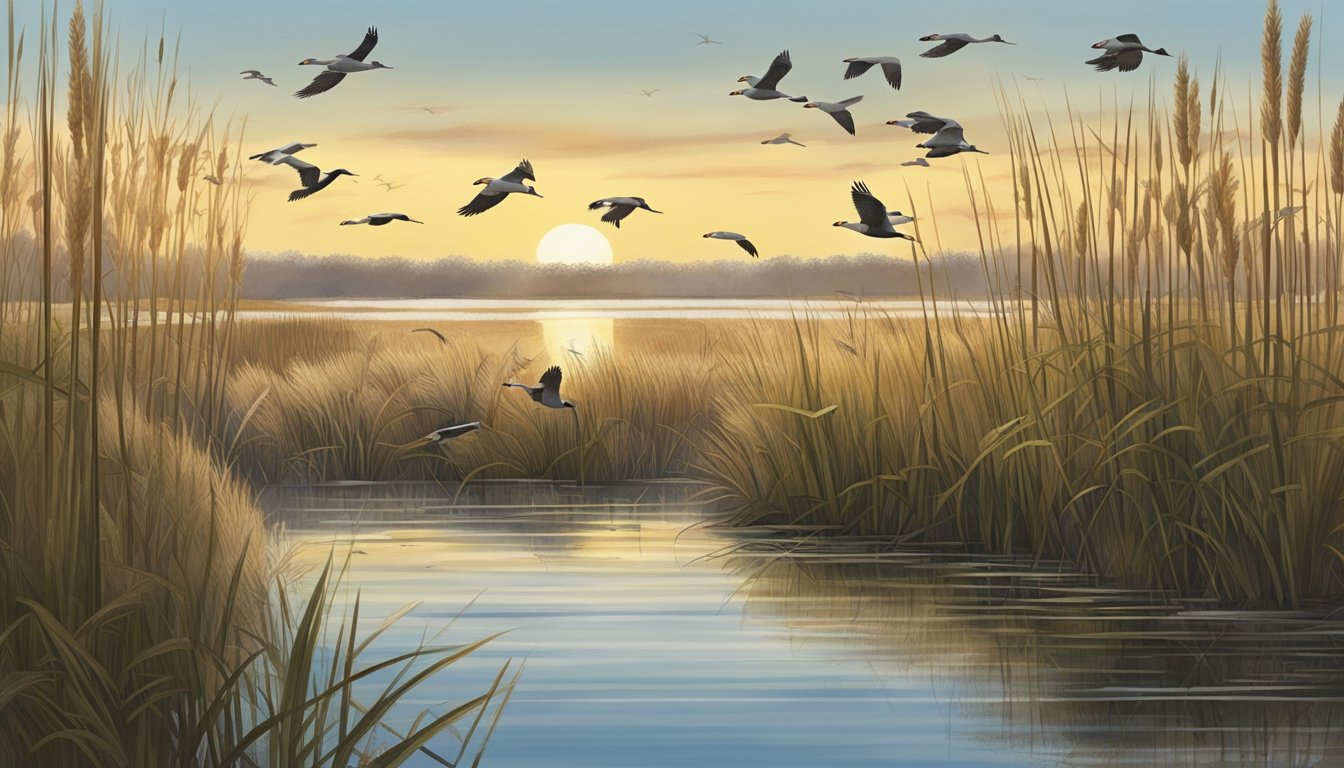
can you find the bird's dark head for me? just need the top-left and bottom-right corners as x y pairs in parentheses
(729, 90), (744, 96)
(968, 145), (989, 154)
(339, 219), (358, 226)
(473, 177), (493, 186)
(371, 61), (393, 69)
(896, 232), (919, 242)
(919, 34), (940, 42)
(1153, 48), (1172, 57)
(527, 186), (543, 197)
(702, 232), (715, 238)
(992, 35), (1013, 44)
(299, 58), (318, 65)
(331, 169), (357, 178)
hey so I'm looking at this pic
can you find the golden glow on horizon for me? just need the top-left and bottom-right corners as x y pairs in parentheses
(536, 223), (614, 265)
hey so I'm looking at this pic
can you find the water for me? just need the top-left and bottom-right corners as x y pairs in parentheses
(263, 482), (1344, 768)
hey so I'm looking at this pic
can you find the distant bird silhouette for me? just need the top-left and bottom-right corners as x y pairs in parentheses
(703, 231), (758, 258)
(588, 197), (662, 228)
(1020, 75), (1046, 82)
(696, 33), (722, 45)
(279, 156), (357, 201)
(564, 339), (585, 357)
(504, 366), (575, 409)
(249, 141), (317, 165)
(240, 69), (277, 86)
(761, 132), (805, 147)
(804, 96), (863, 136)
(458, 159), (541, 217)
(295, 27), (393, 98)
(842, 56), (902, 90)
(1086, 35), (1171, 73)
(202, 174), (223, 185)
(834, 182), (918, 241)
(900, 158), (930, 167)
(732, 51), (808, 102)
(640, 89), (661, 97)
(919, 33), (1014, 58)
(340, 212), (423, 226)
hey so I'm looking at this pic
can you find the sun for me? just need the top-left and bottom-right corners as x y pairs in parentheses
(536, 224), (614, 266)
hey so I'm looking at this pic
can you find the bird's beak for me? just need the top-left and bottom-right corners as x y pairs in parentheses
(339, 221), (353, 226)
(650, 209), (663, 214)
(832, 221), (846, 227)
(729, 90), (743, 96)
(299, 59), (310, 65)
(885, 120), (898, 125)
(410, 219), (424, 224)
(702, 233), (713, 238)
(919, 35), (937, 41)
(1000, 40), (1016, 45)
(803, 103), (817, 108)
(349, 172), (359, 177)
(761, 139), (770, 144)
(737, 76), (749, 83)
(1091, 41), (1106, 49)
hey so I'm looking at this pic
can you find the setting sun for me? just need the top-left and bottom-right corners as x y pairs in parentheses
(536, 223), (614, 265)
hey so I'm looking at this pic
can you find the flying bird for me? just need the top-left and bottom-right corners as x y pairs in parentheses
(1020, 75), (1047, 82)
(696, 33), (722, 45)
(405, 421), (482, 449)
(804, 96), (863, 136)
(731, 50), (808, 102)
(886, 111), (958, 134)
(239, 70), (277, 86)
(842, 56), (902, 90)
(504, 366), (576, 409)
(761, 133), (805, 147)
(833, 182), (918, 241)
(295, 27), (393, 99)
(915, 118), (988, 158)
(457, 159), (542, 217)
(564, 339), (585, 358)
(918, 33), (1014, 58)
(340, 212), (423, 226)
(202, 175), (223, 185)
(588, 197), (662, 229)
(248, 141), (317, 165)
(640, 89), (661, 97)
(1086, 35), (1172, 73)
(278, 156), (357, 201)
(703, 231), (758, 258)
(900, 158), (930, 167)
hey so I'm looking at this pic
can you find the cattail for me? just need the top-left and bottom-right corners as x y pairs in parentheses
(1074, 200), (1089, 257)
(1286, 13), (1312, 148)
(1019, 164), (1033, 221)
(1261, 0), (1283, 147)
(1174, 181), (1194, 256)
(215, 143), (229, 179)
(1210, 152), (1241, 277)
(66, 3), (89, 160)
(1331, 99), (1344, 195)
(1154, 130), (1164, 177)
(1174, 57), (1193, 167)
(176, 142), (194, 193)
(1185, 79), (1201, 167)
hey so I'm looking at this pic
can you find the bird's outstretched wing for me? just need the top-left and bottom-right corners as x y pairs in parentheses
(240, 69), (262, 76)
(905, 111), (955, 134)
(1115, 33), (1142, 44)
(348, 27), (379, 61)
(411, 327), (446, 343)
(278, 155), (321, 188)
(831, 110), (857, 136)
(880, 61), (902, 90)
(295, 71), (346, 99)
(920, 38), (969, 58)
(540, 365), (563, 394)
(457, 191), (507, 217)
(1087, 50), (1142, 72)
(756, 50), (793, 91)
(930, 124), (967, 146)
(850, 182), (888, 227)
(600, 205), (635, 228)
(501, 159), (535, 183)
(736, 239), (759, 258)
(924, 145), (964, 158)
(843, 60), (875, 80)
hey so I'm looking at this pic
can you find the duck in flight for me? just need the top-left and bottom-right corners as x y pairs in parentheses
(918, 33), (1014, 58)
(696, 33), (722, 46)
(340, 212), (423, 226)
(588, 197), (662, 229)
(295, 27), (393, 99)
(834, 182), (918, 241)
(761, 132), (805, 147)
(804, 96), (863, 136)
(278, 156), (357, 201)
(842, 56), (902, 90)
(240, 70), (276, 86)
(732, 50), (808, 102)
(248, 141), (316, 165)
(703, 231), (759, 258)
(916, 119), (988, 158)
(457, 159), (542, 217)
(1087, 35), (1171, 72)
(886, 111), (957, 134)
(504, 366), (575, 409)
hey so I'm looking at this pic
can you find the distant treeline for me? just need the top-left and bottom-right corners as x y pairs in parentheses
(242, 251), (992, 300)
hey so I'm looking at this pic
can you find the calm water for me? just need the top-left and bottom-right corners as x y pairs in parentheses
(263, 482), (1344, 768)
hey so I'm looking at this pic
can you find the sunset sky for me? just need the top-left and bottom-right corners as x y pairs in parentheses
(14, 0), (1344, 263)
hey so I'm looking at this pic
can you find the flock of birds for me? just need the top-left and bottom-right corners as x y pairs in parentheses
(235, 25), (1173, 444)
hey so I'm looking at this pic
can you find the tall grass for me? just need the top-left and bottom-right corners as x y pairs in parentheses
(0, 3), (509, 764)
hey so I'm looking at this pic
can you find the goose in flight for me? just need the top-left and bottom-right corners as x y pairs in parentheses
(886, 111), (957, 134)
(202, 175), (223, 185)
(504, 366), (575, 409)
(457, 159), (542, 217)
(696, 33), (722, 46)
(900, 158), (930, 167)
(834, 182), (918, 240)
(731, 50), (808, 102)
(278, 156), (357, 201)
(804, 96), (863, 136)
(295, 27), (393, 99)
(340, 212), (423, 226)
(916, 120), (989, 158)
(588, 197), (662, 228)
(248, 141), (316, 165)
(842, 56), (902, 90)
(240, 70), (277, 86)
(1086, 35), (1171, 72)
(919, 33), (1014, 58)
(761, 132), (805, 147)
(703, 231), (758, 258)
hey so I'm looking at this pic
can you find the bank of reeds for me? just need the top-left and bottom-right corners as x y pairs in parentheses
(0, 3), (508, 764)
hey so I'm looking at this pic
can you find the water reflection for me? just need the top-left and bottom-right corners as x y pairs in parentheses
(541, 316), (614, 360)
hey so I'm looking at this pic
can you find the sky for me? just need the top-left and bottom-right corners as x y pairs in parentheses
(11, 0), (1344, 263)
